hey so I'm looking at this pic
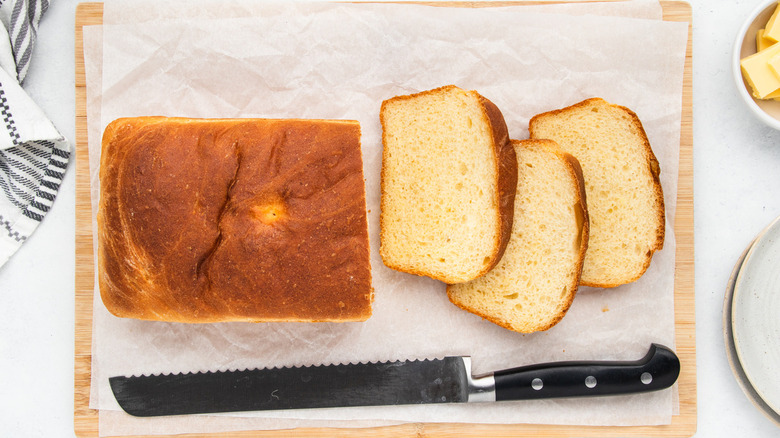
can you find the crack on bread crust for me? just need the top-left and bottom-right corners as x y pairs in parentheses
(196, 142), (242, 286)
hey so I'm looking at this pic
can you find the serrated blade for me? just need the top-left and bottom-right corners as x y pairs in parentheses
(110, 357), (469, 417)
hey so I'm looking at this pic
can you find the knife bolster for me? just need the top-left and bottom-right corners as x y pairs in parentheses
(463, 357), (497, 403)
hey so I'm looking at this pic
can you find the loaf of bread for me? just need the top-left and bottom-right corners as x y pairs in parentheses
(98, 117), (373, 323)
(379, 85), (517, 284)
(529, 98), (664, 287)
(447, 139), (589, 333)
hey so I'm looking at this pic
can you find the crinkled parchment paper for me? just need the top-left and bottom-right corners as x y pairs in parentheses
(82, 1), (688, 435)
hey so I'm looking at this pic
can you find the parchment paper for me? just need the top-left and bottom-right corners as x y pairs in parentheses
(83, 1), (689, 436)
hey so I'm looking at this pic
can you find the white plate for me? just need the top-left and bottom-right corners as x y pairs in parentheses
(724, 234), (780, 426)
(732, 215), (780, 416)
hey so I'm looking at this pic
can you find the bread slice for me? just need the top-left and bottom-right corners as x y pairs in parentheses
(447, 139), (589, 333)
(379, 85), (517, 284)
(529, 98), (665, 287)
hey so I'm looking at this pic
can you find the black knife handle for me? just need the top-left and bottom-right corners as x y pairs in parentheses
(493, 344), (680, 401)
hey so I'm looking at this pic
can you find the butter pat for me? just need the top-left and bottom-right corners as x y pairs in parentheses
(769, 52), (780, 78)
(741, 43), (780, 99)
(758, 29), (775, 51)
(769, 57), (780, 100)
(766, 2), (780, 42)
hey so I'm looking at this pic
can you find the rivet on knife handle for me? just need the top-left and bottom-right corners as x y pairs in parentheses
(489, 343), (680, 401)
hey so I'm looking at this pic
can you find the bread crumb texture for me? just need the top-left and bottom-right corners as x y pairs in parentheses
(529, 98), (664, 288)
(379, 85), (515, 284)
(448, 140), (588, 333)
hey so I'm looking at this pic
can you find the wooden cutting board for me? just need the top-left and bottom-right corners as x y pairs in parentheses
(74, 2), (695, 436)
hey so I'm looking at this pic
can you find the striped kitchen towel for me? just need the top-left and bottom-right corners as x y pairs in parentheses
(0, 0), (70, 268)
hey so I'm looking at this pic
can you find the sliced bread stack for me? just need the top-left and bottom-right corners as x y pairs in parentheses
(529, 98), (665, 288)
(447, 139), (589, 333)
(380, 87), (664, 333)
(379, 85), (517, 284)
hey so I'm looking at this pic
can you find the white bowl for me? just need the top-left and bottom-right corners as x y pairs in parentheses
(733, 0), (780, 131)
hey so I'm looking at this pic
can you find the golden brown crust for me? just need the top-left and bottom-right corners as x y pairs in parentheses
(378, 85), (516, 284)
(444, 293), (514, 331)
(98, 117), (373, 323)
(529, 98), (665, 288)
(476, 93), (517, 281)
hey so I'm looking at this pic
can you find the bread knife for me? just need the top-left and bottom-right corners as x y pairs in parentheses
(110, 343), (679, 417)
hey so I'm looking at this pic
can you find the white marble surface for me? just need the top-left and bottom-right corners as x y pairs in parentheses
(1, 0), (779, 436)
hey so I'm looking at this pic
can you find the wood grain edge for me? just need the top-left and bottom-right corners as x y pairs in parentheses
(73, 1), (695, 437)
(75, 3), (103, 438)
(664, 1), (697, 437)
